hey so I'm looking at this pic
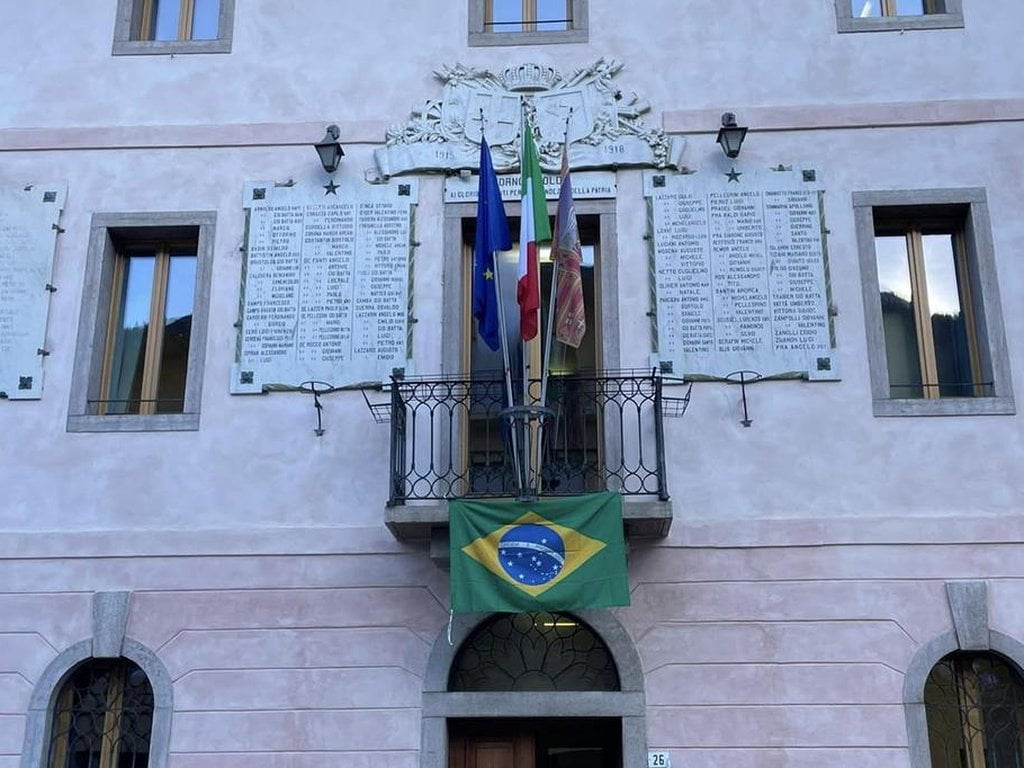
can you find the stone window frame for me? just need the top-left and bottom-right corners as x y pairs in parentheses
(852, 188), (1015, 417)
(20, 592), (173, 768)
(422, 611), (647, 768)
(468, 0), (589, 46)
(67, 211), (216, 433)
(112, 0), (236, 55)
(904, 582), (1024, 768)
(835, 0), (963, 33)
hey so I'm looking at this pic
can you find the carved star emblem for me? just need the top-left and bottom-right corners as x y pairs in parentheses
(323, 180), (339, 195)
(483, 268), (494, 280)
(725, 168), (742, 183)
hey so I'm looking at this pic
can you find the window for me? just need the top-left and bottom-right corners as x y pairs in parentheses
(853, 189), (1014, 416)
(47, 658), (154, 768)
(68, 212), (215, 432)
(99, 243), (196, 416)
(924, 652), (1024, 768)
(469, 0), (588, 46)
(112, 0), (234, 55)
(836, 0), (963, 31)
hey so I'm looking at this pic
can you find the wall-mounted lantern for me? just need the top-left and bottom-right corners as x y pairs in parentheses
(716, 113), (748, 159)
(314, 124), (344, 174)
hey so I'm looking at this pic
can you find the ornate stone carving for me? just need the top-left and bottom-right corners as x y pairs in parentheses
(374, 59), (685, 177)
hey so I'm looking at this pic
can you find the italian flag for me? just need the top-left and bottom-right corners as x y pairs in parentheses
(517, 116), (551, 340)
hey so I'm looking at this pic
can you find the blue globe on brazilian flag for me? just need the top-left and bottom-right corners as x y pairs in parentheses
(449, 492), (630, 613)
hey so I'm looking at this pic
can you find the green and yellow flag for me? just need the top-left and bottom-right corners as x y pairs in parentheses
(449, 492), (630, 613)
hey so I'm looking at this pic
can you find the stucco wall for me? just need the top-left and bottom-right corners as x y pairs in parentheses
(1, 536), (1022, 766)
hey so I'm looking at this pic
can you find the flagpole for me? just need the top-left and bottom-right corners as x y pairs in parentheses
(540, 111), (573, 412)
(489, 238), (524, 492)
(536, 113), (574, 489)
(519, 100), (532, 494)
(478, 111), (523, 494)
(520, 99), (530, 407)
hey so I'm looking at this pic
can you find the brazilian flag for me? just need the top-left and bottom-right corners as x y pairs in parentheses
(449, 492), (630, 613)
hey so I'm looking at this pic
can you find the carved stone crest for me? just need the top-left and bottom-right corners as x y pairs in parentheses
(374, 59), (685, 178)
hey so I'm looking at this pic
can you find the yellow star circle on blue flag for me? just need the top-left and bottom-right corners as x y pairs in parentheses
(461, 511), (607, 597)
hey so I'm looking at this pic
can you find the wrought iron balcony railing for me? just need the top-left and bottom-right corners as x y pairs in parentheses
(374, 369), (687, 506)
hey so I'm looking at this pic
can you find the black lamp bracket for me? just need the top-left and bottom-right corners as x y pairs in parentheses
(297, 380), (338, 436)
(724, 370), (762, 427)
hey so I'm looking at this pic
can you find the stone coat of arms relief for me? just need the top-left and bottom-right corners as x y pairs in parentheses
(374, 59), (685, 178)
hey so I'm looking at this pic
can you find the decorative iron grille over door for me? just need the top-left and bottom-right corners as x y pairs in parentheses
(924, 652), (1024, 768)
(47, 659), (154, 768)
(449, 612), (619, 692)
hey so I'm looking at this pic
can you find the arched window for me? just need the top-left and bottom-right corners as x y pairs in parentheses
(924, 652), (1024, 768)
(46, 658), (154, 768)
(448, 611), (619, 692)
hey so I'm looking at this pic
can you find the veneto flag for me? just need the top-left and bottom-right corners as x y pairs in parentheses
(449, 492), (630, 613)
(517, 117), (552, 341)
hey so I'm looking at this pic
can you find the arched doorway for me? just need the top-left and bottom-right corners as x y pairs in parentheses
(422, 611), (645, 768)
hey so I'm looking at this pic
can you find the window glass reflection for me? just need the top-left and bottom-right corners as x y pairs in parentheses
(108, 253), (156, 414)
(876, 236), (923, 398)
(490, 0), (522, 31)
(156, 253), (196, 413)
(191, 0), (220, 39)
(150, 0), (181, 40)
(922, 234), (972, 397)
(537, 0), (570, 30)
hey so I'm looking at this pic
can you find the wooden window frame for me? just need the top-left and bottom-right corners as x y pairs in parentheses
(97, 241), (195, 417)
(68, 212), (216, 433)
(137, 0), (200, 42)
(853, 189), (1015, 417)
(874, 223), (983, 400)
(483, 0), (573, 34)
(112, 0), (235, 55)
(469, 0), (588, 46)
(835, 0), (963, 32)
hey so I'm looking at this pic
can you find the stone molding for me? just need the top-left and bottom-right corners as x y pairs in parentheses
(92, 591), (131, 657)
(903, 580), (1024, 768)
(20, 593), (173, 768)
(422, 611), (646, 768)
(4, 99), (1024, 154)
(7, 513), (1024, 558)
(375, 59), (685, 176)
(852, 187), (1015, 417)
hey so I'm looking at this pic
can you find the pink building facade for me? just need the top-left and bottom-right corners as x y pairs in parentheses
(1, 2), (1022, 767)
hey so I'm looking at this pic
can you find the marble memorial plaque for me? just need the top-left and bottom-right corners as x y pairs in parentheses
(232, 179), (417, 393)
(0, 183), (66, 400)
(645, 168), (837, 380)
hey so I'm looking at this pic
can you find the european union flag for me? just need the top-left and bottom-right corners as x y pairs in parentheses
(449, 492), (630, 613)
(472, 137), (511, 351)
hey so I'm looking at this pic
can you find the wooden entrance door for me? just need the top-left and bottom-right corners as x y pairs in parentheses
(450, 730), (535, 768)
(449, 718), (620, 768)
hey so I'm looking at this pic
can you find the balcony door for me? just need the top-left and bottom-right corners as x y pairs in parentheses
(464, 214), (600, 380)
(463, 215), (602, 495)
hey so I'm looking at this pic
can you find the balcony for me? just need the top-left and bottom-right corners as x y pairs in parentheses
(371, 370), (688, 541)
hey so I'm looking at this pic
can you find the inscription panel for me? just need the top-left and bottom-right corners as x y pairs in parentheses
(0, 184), (65, 400)
(645, 169), (837, 380)
(232, 180), (417, 393)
